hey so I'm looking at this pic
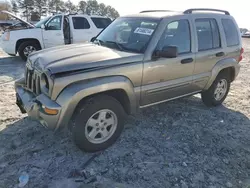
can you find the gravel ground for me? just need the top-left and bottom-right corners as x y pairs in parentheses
(0, 39), (250, 188)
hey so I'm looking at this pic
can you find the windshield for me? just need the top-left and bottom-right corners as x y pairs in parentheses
(35, 16), (51, 28)
(95, 17), (160, 53)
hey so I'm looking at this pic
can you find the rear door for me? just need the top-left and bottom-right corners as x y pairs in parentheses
(192, 17), (225, 90)
(70, 15), (95, 43)
(42, 15), (64, 48)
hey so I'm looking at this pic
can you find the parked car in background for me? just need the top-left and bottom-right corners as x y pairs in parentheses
(15, 8), (242, 152)
(242, 30), (250, 38)
(240, 28), (248, 36)
(0, 11), (112, 60)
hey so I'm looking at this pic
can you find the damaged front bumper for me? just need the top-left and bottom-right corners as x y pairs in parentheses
(15, 78), (61, 130)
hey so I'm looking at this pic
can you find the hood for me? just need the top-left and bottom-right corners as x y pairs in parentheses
(29, 43), (144, 74)
(0, 10), (34, 28)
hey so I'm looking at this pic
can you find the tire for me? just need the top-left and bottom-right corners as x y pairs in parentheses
(18, 41), (41, 61)
(72, 95), (126, 152)
(201, 71), (231, 107)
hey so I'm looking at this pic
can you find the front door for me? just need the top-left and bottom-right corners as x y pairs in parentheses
(141, 19), (196, 107)
(42, 15), (64, 48)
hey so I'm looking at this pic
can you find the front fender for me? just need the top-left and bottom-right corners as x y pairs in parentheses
(204, 58), (240, 90)
(55, 76), (137, 130)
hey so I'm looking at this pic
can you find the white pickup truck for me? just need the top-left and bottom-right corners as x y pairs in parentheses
(0, 11), (112, 60)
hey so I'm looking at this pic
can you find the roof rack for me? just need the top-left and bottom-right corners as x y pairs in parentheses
(140, 10), (178, 13)
(66, 12), (78, 16)
(183, 8), (230, 15)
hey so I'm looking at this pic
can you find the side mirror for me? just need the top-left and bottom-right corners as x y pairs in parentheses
(90, 36), (96, 42)
(41, 24), (45, 29)
(155, 46), (178, 58)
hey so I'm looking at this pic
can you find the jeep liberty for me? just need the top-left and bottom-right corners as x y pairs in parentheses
(15, 9), (243, 152)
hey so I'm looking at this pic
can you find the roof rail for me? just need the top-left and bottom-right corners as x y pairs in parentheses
(66, 12), (78, 16)
(183, 8), (230, 15)
(140, 10), (177, 13)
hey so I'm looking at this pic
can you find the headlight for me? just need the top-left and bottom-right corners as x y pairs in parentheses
(40, 73), (49, 94)
(3, 31), (10, 41)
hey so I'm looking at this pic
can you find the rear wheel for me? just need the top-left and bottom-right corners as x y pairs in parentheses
(72, 95), (126, 152)
(201, 71), (231, 107)
(18, 41), (41, 61)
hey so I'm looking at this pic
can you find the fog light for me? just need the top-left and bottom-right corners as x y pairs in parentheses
(42, 106), (58, 115)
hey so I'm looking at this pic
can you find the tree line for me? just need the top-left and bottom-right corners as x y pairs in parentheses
(10, 0), (120, 21)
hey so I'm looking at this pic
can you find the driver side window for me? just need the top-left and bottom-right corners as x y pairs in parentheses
(157, 20), (191, 54)
(46, 16), (62, 30)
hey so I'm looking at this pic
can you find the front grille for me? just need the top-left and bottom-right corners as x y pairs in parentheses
(25, 66), (41, 95)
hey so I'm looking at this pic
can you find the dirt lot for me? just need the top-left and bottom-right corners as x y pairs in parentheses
(0, 39), (250, 188)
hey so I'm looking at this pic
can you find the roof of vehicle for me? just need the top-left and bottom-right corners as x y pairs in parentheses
(67, 13), (109, 18)
(123, 11), (182, 19)
(122, 9), (232, 19)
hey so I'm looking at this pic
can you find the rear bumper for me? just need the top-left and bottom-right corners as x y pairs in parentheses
(15, 79), (61, 130)
(234, 64), (240, 79)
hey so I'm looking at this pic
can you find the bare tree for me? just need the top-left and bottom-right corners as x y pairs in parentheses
(85, 0), (98, 15)
(34, 0), (47, 18)
(64, 0), (76, 13)
(81, 0), (119, 19)
(11, 0), (19, 15)
(15, 0), (120, 20)
(18, 0), (35, 21)
(48, 0), (65, 14)
(97, 3), (107, 16)
(105, 5), (119, 19)
(78, 0), (86, 14)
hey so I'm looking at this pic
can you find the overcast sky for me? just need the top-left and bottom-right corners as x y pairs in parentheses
(72, 0), (249, 29)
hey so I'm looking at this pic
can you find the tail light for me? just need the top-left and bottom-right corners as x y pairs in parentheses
(238, 47), (244, 62)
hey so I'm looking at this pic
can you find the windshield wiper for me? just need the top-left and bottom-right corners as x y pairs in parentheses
(93, 39), (126, 52)
(93, 38), (103, 45)
(104, 41), (124, 51)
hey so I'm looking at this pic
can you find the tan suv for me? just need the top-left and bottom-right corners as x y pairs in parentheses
(15, 8), (243, 152)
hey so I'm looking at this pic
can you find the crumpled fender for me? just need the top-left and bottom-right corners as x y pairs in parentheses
(55, 76), (137, 130)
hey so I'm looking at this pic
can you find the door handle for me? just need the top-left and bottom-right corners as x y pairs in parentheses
(56, 33), (62, 36)
(216, 52), (225, 57)
(181, 58), (193, 64)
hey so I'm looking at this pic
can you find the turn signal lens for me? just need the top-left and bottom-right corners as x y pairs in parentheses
(43, 107), (58, 115)
(3, 32), (10, 41)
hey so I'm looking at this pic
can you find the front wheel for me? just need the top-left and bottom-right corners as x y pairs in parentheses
(72, 95), (126, 152)
(201, 71), (231, 107)
(18, 41), (41, 61)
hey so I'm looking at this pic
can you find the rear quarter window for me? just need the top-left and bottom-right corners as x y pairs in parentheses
(91, 17), (112, 29)
(221, 19), (239, 47)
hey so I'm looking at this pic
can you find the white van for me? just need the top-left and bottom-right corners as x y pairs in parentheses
(0, 11), (112, 60)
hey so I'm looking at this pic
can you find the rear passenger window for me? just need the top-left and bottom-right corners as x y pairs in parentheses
(72, 17), (90, 29)
(222, 19), (239, 47)
(195, 19), (221, 51)
(91, 17), (112, 29)
(157, 20), (191, 54)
